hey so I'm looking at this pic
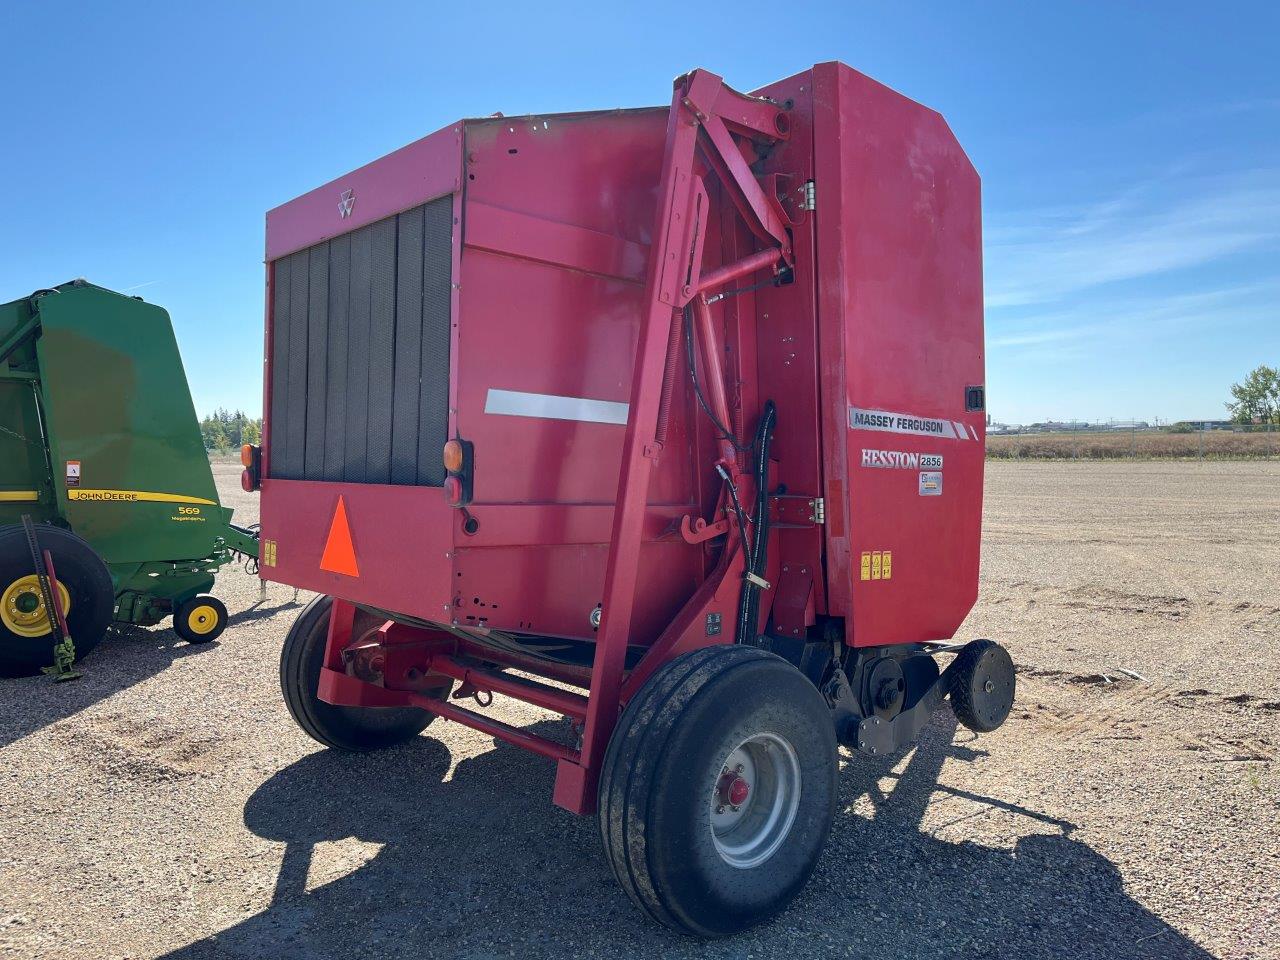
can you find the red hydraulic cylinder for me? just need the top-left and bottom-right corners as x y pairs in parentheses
(695, 247), (781, 296)
(692, 296), (737, 464)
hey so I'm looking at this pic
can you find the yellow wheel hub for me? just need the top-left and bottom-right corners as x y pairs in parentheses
(1, 575), (72, 639)
(185, 603), (220, 636)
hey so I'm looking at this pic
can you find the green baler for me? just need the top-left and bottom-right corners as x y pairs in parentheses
(0, 280), (257, 677)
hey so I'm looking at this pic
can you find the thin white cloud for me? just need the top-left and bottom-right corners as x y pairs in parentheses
(988, 282), (1280, 362)
(989, 327), (1089, 348)
(985, 171), (1280, 310)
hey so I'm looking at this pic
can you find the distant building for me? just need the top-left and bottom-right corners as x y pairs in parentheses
(1183, 420), (1234, 430)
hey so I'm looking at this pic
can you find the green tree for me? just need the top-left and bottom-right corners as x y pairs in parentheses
(1226, 365), (1280, 425)
(199, 408), (263, 451)
(200, 417), (230, 451)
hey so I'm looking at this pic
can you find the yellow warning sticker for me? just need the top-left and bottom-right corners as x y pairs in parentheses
(262, 540), (278, 567)
(860, 549), (894, 581)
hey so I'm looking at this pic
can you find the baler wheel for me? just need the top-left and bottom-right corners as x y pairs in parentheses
(173, 595), (228, 644)
(948, 638), (1016, 733)
(0, 524), (113, 678)
(598, 645), (837, 938)
(279, 595), (439, 751)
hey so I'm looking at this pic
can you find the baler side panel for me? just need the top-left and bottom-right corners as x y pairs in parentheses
(750, 72), (827, 628)
(817, 64), (985, 646)
(34, 286), (226, 565)
(0, 378), (53, 522)
(453, 111), (708, 645)
(0, 295), (52, 519)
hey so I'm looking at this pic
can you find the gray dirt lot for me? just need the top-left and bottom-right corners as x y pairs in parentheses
(1, 460), (1277, 960)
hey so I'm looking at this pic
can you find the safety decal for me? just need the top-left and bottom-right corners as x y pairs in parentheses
(65, 460), (81, 487)
(261, 540), (278, 567)
(0, 491), (39, 502)
(320, 496), (360, 577)
(859, 550), (893, 581)
(67, 489), (217, 505)
(849, 407), (978, 441)
(919, 472), (943, 496)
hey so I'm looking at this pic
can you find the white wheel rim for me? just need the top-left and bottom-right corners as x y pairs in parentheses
(709, 732), (802, 869)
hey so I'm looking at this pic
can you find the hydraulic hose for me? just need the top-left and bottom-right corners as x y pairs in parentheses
(735, 400), (776, 645)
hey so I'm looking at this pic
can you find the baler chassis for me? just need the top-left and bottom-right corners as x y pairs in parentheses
(269, 66), (1011, 936)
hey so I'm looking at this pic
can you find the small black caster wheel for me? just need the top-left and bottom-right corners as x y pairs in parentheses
(174, 595), (228, 644)
(949, 638), (1016, 733)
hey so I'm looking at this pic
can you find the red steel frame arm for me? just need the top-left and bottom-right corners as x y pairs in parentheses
(680, 71), (794, 268)
(553, 70), (794, 815)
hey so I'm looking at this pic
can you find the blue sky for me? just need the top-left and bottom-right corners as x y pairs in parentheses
(3, 1), (1277, 425)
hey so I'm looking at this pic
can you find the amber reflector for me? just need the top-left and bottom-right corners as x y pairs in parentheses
(442, 440), (465, 474)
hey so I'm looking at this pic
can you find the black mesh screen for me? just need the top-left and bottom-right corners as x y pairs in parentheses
(268, 195), (453, 485)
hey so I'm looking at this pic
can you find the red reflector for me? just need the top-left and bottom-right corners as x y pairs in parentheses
(443, 476), (463, 506)
(241, 468), (255, 492)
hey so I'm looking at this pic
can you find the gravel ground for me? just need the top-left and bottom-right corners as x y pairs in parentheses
(1, 460), (1277, 960)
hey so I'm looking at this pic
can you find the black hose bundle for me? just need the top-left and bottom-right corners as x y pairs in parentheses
(678, 303), (776, 645)
(735, 400), (776, 646)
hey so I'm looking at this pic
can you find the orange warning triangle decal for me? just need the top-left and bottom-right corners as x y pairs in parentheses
(319, 496), (360, 577)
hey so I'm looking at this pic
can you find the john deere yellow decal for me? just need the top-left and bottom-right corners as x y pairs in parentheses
(67, 489), (217, 506)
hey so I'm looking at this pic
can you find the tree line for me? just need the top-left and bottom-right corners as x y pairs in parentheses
(1227, 365), (1280, 425)
(200, 408), (261, 451)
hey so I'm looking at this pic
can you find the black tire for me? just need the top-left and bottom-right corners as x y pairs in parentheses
(280, 595), (439, 751)
(173, 595), (228, 644)
(0, 524), (114, 678)
(599, 645), (838, 937)
(949, 638), (1016, 733)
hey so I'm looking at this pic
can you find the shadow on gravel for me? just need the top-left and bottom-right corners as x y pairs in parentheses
(0, 623), (212, 750)
(227, 599), (304, 627)
(0, 599), (303, 750)
(161, 715), (1217, 960)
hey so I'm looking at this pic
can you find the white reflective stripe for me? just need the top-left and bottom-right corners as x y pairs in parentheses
(484, 388), (629, 425)
(970, 424), (981, 441)
(952, 421), (969, 440)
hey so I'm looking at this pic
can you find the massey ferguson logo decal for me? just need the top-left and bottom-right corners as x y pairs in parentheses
(849, 406), (978, 441)
(861, 449), (943, 470)
(338, 189), (356, 219)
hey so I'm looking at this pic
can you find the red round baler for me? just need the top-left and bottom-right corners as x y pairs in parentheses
(255, 62), (1012, 936)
